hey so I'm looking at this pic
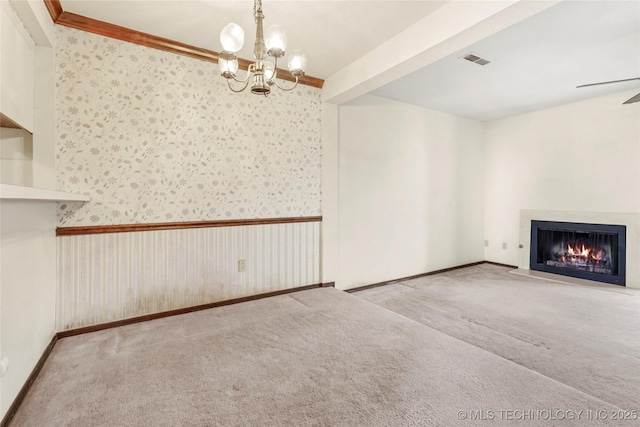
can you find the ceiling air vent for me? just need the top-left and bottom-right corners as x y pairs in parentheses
(462, 53), (491, 66)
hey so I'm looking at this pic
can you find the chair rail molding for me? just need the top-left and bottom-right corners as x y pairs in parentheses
(56, 219), (322, 330)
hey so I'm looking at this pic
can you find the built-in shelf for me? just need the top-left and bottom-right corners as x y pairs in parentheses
(0, 113), (32, 134)
(0, 184), (90, 202)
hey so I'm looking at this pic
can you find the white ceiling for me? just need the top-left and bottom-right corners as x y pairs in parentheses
(59, 0), (447, 79)
(59, 0), (640, 121)
(371, 0), (640, 121)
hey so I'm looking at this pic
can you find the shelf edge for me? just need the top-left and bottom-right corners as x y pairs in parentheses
(0, 184), (90, 202)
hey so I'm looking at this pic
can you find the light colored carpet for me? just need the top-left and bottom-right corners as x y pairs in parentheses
(10, 266), (638, 426)
(355, 263), (640, 411)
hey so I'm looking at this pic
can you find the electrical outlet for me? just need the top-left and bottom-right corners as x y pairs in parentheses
(484, 240), (489, 247)
(0, 357), (9, 378)
(502, 242), (508, 250)
(238, 259), (246, 272)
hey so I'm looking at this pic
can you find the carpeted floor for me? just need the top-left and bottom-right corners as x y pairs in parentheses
(354, 264), (640, 411)
(10, 264), (640, 426)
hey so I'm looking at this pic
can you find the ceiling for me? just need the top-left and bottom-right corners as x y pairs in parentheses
(59, 0), (447, 79)
(59, 0), (640, 121)
(371, 0), (640, 121)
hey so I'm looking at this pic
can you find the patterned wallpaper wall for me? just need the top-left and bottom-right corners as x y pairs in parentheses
(55, 26), (322, 227)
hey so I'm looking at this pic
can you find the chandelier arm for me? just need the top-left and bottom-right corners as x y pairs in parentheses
(220, 0), (304, 95)
(272, 75), (300, 92)
(265, 56), (279, 84)
(227, 78), (251, 93)
(226, 63), (255, 86)
(228, 72), (252, 84)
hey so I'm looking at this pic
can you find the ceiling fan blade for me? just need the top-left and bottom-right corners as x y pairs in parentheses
(577, 77), (640, 88)
(623, 92), (640, 104)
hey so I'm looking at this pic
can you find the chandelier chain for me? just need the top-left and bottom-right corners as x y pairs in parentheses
(254, 0), (263, 22)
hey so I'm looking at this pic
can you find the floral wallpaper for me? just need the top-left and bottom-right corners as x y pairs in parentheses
(55, 26), (322, 227)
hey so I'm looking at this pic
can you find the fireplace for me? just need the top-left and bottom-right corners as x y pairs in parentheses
(530, 220), (626, 286)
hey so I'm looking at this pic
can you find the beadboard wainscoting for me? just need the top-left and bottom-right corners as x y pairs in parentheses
(56, 220), (321, 331)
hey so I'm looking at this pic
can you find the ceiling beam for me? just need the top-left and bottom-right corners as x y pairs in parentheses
(322, 0), (559, 104)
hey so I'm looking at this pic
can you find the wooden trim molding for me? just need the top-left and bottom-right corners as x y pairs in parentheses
(0, 335), (58, 427)
(42, 0), (324, 89)
(58, 283), (326, 338)
(483, 261), (518, 269)
(345, 261), (519, 293)
(57, 12), (219, 61)
(56, 216), (322, 236)
(43, 0), (62, 22)
(345, 261), (488, 293)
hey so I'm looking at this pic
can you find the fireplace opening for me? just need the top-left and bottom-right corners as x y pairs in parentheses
(530, 221), (626, 286)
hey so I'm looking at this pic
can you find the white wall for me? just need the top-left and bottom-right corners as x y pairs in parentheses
(484, 88), (640, 266)
(0, 1), (34, 132)
(0, 128), (33, 186)
(0, 0), (57, 421)
(0, 2), (55, 190)
(321, 103), (339, 284)
(336, 95), (485, 289)
(32, 45), (56, 190)
(0, 200), (57, 418)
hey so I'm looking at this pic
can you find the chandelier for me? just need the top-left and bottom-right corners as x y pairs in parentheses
(217, 0), (307, 96)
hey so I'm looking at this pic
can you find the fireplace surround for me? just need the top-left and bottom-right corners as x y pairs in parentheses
(530, 220), (626, 286)
(516, 211), (639, 290)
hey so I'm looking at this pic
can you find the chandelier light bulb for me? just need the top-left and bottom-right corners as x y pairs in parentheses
(265, 25), (287, 57)
(263, 61), (275, 82)
(287, 49), (306, 76)
(220, 23), (244, 53)
(218, 0), (305, 95)
(218, 56), (239, 76)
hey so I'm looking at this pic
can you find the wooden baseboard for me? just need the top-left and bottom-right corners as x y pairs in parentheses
(345, 261), (518, 293)
(483, 261), (518, 269)
(57, 282), (326, 338)
(0, 335), (58, 427)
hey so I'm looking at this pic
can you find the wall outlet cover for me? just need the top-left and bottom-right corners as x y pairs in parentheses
(0, 357), (9, 378)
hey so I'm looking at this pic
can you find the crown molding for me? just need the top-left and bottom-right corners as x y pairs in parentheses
(43, 0), (62, 21)
(42, 0), (323, 89)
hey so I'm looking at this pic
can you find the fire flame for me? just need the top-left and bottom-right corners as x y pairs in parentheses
(567, 244), (590, 257)
(564, 243), (604, 264)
